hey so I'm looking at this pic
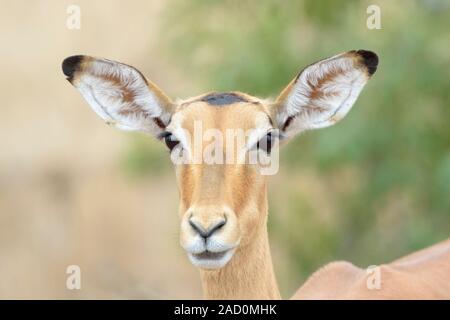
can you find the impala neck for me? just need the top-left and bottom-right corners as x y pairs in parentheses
(199, 214), (281, 299)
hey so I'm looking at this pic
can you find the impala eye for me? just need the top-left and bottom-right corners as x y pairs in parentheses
(162, 132), (180, 151)
(256, 132), (275, 154)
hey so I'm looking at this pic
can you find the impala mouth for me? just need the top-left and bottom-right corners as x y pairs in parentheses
(187, 249), (235, 269)
(193, 250), (227, 260)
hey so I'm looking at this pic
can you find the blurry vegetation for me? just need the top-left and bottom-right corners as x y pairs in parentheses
(126, 0), (449, 295)
(120, 134), (170, 178)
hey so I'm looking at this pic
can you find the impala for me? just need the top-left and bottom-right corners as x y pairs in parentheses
(62, 50), (450, 299)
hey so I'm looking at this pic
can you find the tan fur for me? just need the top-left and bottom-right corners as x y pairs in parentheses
(171, 100), (279, 299)
(294, 239), (450, 299)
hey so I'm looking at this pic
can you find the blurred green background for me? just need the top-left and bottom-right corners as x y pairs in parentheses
(0, 0), (448, 298)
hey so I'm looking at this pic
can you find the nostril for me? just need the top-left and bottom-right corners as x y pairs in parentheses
(189, 217), (227, 239)
(210, 218), (226, 235)
(189, 220), (207, 238)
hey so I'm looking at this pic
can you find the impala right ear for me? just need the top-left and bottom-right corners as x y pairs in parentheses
(62, 55), (175, 137)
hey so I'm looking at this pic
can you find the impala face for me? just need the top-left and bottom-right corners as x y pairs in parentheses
(170, 99), (274, 268)
(62, 50), (378, 270)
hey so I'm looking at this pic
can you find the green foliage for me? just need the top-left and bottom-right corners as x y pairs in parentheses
(120, 134), (170, 178)
(161, 0), (450, 295)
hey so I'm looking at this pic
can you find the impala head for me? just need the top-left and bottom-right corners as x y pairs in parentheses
(62, 50), (378, 270)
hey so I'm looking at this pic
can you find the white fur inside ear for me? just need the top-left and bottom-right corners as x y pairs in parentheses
(72, 58), (171, 135)
(279, 53), (369, 137)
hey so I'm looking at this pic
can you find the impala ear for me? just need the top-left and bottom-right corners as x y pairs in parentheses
(270, 50), (378, 139)
(62, 55), (174, 137)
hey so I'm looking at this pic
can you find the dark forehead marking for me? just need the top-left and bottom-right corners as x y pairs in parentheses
(200, 92), (249, 106)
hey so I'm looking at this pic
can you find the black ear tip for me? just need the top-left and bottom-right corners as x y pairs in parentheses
(356, 50), (379, 76)
(62, 55), (84, 79)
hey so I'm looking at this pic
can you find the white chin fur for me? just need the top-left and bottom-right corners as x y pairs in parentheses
(187, 249), (235, 269)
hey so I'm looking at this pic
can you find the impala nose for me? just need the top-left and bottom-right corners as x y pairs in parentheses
(189, 216), (227, 239)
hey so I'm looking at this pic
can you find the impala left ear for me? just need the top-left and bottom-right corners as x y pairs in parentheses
(270, 50), (378, 139)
